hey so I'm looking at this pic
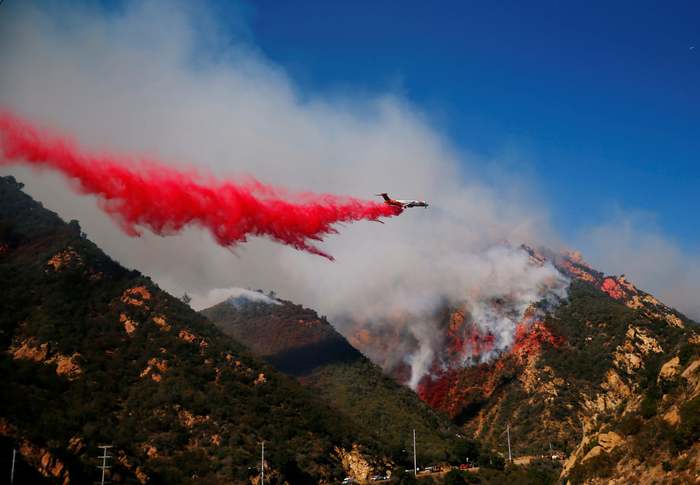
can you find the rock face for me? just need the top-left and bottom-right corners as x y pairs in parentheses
(10, 339), (83, 380)
(658, 356), (681, 382)
(46, 247), (82, 272)
(22, 442), (70, 485)
(335, 444), (374, 481)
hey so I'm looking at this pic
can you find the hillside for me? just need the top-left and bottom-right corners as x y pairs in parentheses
(0, 175), (391, 484)
(202, 298), (461, 468)
(5, 169), (699, 484)
(409, 248), (700, 483)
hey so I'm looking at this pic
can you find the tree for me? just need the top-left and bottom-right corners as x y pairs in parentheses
(181, 293), (192, 305)
(443, 470), (469, 485)
(450, 439), (481, 465)
(390, 467), (417, 484)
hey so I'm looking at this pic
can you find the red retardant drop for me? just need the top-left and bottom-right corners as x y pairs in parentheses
(0, 110), (402, 260)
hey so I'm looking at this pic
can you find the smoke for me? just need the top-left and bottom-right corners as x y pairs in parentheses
(225, 288), (281, 308)
(0, 1), (572, 386)
(345, 245), (569, 388)
(579, 211), (700, 321)
(0, 110), (400, 260)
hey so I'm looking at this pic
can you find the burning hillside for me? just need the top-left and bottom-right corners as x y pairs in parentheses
(416, 318), (564, 418)
(344, 245), (693, 419)
(346, 244), (700, 483)
(344, 244), (570, 390)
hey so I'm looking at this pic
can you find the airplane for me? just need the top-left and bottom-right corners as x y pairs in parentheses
(376, 193), (429, 209)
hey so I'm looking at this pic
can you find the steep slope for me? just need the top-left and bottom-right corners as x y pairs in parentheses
(413, 249), (700, 483)
(202, 298), (360, 377)
(202, 299), (460, 467)
(0, 175), (385, 484)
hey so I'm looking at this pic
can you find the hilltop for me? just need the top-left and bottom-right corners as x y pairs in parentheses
(202, 297), (460, 469)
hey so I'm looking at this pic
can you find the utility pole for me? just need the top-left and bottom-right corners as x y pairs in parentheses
(97, 445), (112, 485)
(10, 448), (16, 485)
(506, 424), (512, 463)
(261, 442), (265, 485)
(412, 428), (417, 476)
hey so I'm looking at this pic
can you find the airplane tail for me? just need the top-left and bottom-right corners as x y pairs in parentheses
(375, 193), (390, 202)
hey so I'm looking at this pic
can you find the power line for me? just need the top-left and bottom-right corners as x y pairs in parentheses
(412, 429), (417, 476)
(97, 445), (113, 485)
(506, 424), (512, 463)
(260, 441), (265, 485)
(10, 448), (16, 485)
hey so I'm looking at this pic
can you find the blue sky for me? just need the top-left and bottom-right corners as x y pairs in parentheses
(209, 0), (699, 249)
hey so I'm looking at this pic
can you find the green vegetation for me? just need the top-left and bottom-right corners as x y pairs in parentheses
(309, 360), (459, 465)
(203, 296), (462, 466)
(0, 176), (376, 483)
(567, 448), (621, 484)
(542, 281), (635, 385)
(665, 395), (700, 453)
(441, 459), (560, 485)
(448, 439), (503, 470)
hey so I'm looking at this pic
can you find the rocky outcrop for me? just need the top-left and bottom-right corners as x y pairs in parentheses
(121, 286), (152, 307)
(10, 339), (83, 380)
(682, 358), (700, 399)
(67, 435), (85, 455)
(46, 247), (82, 272)
(613, 325), (663, 375)
(142, 443), (158, 459)
(54, 353), (82, 378)
(18, 441), (70, 485)
(120, 313), (138, 335)
(658, 356), (681, 382)
(152, 315), (171, 332)
(139, 357), (169, 382)
(597, 431), (623, 453)
(178, 329), (197, 343)
(665, 313), (684, 328)
(625, 326), (663, 355)
(176, 407), (210, 429)
(335, 444), (374, 481)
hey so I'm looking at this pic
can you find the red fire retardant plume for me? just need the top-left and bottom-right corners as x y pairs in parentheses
(0, 110), (402, 260)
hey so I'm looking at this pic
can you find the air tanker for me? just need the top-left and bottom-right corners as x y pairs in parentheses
(376, 193), (429, 209)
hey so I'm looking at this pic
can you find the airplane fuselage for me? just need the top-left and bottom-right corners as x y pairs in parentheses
(377, 193), (428, 209)
(397, 199), (428, 208)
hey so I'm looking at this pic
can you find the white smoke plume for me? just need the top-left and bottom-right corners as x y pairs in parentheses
(345, 245), (569, 388)
(1, 1), (572, 386)
(200, 288), (281, 309)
